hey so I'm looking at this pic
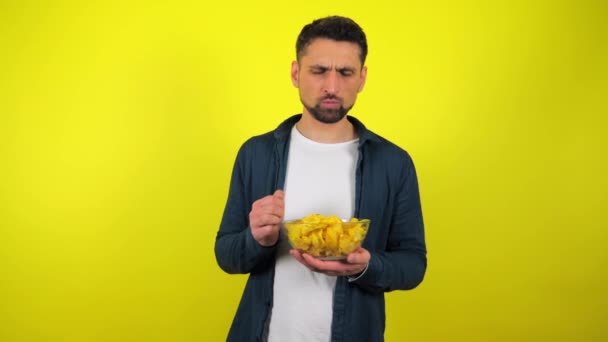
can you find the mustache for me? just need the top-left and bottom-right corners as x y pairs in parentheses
(320, 95), (342, 101)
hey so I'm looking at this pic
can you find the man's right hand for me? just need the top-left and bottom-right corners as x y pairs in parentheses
(249, 190), (285, 247)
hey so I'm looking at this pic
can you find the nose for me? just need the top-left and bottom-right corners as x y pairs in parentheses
(323, 70), (339, 95)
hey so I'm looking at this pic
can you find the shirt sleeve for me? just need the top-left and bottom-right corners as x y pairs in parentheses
(350, 151), (427, 293)
(214, 142), (279, 274)
(347, 262), (370, 282)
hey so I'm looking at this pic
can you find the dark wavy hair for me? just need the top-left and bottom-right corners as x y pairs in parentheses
(296, 16), (368, 66)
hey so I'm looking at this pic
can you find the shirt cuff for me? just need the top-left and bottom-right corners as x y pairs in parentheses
(347, 263), (369, 282)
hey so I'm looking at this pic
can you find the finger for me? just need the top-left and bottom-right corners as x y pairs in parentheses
(271, 196), (285, 212)
(300, 253), (366, 276)
(346, 247), (370, 264)
(255, 192), (283, 206)
(257, 224), (280, 235)
(271, 199), (285, 215)
(251, 195), (275, 212)
(251, 201), (284, 219)
(256, 198), (284, 216)
(290, 249), (316, 271)
(301, 254), (346, 271)
(252, 213), (283, 227)
(273, 189), (285, 200)
(301, 252), (323, 266)
(326, 262), (366, 277)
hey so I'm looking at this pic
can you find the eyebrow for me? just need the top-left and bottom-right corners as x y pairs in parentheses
(309, 65), (357, 72)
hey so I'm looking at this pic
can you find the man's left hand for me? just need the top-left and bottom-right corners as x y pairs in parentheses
(290, 247), (370, 277)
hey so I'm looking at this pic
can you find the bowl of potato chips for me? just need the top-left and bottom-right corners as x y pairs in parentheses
(282, 214), (370, 260)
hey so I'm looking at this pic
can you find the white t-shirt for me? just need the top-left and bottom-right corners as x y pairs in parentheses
(267, 125), (358, 342)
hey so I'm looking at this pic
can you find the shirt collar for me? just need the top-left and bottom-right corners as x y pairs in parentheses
(273, 114), (380, 145)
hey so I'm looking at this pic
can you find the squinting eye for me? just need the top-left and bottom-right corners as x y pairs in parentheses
(312, 69), (326, 75)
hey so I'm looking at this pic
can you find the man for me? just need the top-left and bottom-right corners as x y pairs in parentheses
(215, 15), (427, 342)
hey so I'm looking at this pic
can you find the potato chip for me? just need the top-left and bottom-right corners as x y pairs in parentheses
(283, 214), (370, 258)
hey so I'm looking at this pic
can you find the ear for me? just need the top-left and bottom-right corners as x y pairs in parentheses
(291, 61), (300, 88)
(358, 65), (368, 93)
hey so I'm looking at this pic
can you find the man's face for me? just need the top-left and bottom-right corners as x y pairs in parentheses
(291, 38), (367, 124)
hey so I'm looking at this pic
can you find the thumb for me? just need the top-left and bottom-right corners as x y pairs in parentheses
(273, 189), (285, 200)
(347, 248), (370, 264)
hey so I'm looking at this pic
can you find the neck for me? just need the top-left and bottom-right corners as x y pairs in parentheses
(296, 111), (357, 143)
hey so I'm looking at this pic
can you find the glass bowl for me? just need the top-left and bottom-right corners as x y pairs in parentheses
(282, 215), (370, 260)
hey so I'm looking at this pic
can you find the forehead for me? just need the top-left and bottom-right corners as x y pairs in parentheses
(299, 38), (362, 68)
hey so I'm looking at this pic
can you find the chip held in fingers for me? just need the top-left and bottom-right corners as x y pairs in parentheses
(283, 214), (370, 260)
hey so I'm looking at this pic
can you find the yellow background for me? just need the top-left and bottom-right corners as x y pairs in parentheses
(1, 1), (607, 341)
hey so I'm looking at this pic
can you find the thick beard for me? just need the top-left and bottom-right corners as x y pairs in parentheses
(303, 101), (352, 124)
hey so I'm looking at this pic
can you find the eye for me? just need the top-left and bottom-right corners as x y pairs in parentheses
(339, 69), (354, 77)
(311, 68), (327, 75)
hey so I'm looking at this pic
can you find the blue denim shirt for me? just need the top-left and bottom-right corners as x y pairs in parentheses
(215, 114), (427, 342)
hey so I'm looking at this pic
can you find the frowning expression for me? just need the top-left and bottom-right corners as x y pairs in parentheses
(291, 38), (367, 124)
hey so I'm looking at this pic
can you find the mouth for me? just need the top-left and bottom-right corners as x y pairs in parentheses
(320, 98), (341, 108)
